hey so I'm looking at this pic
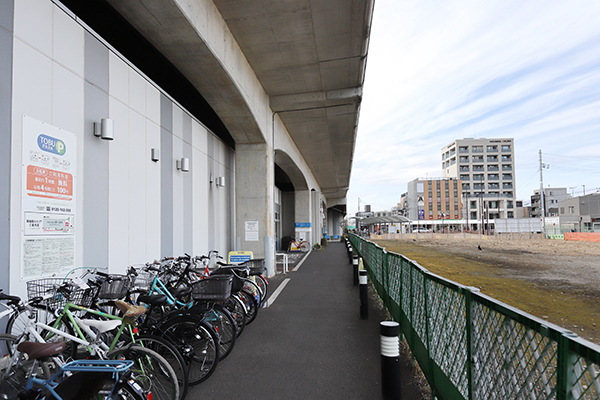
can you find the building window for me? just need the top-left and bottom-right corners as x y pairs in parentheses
(507, 211), (514, 218)
(560, 207), (565, 214)
(569, 206), (575, 213)
(501, 145), (511, 152)
(472, 146), (483, 153)
(502, 174), (512, 180)
(470, 211), (477, 219)
(507, 201), (513, 209)
(486, 145), (498, 152)
(472, 155), (484, 162)
(470, 201), (477, 209)
(462, 183), (470, 190)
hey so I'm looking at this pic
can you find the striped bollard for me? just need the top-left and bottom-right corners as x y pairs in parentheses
(359, 267), (368, 320)
(352, 254), (359, 286)
(380, 321), (402, 400)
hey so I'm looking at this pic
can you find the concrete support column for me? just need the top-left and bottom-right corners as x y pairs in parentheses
(311, 189), (322, 245)
(235, 143), (275, 275)
(295, 189), (311, 244)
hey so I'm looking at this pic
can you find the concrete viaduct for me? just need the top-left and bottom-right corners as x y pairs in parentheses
(0, 0), (374, 291)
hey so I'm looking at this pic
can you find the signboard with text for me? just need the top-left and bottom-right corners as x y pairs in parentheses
(21, 116), (77, 279)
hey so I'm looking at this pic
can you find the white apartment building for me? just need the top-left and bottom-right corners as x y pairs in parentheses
(442, 138), (515, 199)
(442, 138), (516, 229)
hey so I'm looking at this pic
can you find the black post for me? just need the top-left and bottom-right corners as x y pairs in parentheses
(380, 321), (402, 400)
(352, 254), (359, 286)
(359, 268), (368, 320)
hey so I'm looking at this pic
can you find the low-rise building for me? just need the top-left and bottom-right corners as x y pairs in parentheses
(557, 193), (600, 232)
(531, 188), (571, 217)
(406, 177), (463, 225)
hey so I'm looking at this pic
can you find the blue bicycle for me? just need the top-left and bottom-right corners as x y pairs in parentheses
(10, 340), (145, 399)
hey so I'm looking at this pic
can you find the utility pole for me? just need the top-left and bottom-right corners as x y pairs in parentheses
(539, 150), (546, 238)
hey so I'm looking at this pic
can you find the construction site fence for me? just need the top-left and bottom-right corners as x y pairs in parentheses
(348, 233), (600, 400)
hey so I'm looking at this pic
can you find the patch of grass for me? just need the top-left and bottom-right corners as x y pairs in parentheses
(374, 240), (600, 344)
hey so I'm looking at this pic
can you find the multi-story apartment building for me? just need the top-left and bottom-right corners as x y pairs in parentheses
(531, 188), (571, 217)
(442, 138), (515, 200)
(406, 178), (463, 223)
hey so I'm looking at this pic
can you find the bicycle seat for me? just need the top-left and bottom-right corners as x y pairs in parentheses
(79, 318), (122, 333)
(138, 293), (168, 306)
(17, 341), (66, 360)
(115, 300), (147, 318)
(167, 286), (192, 299)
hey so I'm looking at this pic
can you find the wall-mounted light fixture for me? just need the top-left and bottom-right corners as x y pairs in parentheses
(151, 148), (160, 162)
(176, 157), (190, 172)
(217, 176), (226, 187)
(93, 118), (114, 140)
(209, 175), (214, 184)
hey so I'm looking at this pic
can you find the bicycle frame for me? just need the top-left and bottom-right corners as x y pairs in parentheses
(49, 302), (135, 355)
(25, 359), (134, 400)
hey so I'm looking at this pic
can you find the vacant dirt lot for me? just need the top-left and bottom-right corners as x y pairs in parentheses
(372, 237), (600, 344)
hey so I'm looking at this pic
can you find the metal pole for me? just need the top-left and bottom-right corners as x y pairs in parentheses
(539, 149), (546, 238)
(353, 254), (359, 286)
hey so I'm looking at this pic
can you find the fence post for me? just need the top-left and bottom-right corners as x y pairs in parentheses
(381, 321), (402, 400)
(465, 286), (479, 400)
(557, 330), (578, 400)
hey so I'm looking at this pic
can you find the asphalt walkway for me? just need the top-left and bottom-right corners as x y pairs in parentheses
(188, 242), (422, 399)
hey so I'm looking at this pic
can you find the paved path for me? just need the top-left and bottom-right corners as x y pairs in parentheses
(188, 242), (422, 399)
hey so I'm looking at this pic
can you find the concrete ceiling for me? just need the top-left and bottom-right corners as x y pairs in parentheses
(106, 0), (374, 203)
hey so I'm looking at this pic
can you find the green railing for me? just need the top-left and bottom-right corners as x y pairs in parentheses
(349, 233), (600, 400)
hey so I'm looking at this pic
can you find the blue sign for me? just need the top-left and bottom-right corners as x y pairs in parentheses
(418, 210), (425, 220)
(333, 235), (340, 239)
(295, 222), (311, 228)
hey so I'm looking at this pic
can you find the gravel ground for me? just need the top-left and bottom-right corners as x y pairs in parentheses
(374, 235), (600, 343)
(418, 237), (600, 293)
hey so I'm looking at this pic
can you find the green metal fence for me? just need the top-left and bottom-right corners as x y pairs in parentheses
(349, 233), (600, 400)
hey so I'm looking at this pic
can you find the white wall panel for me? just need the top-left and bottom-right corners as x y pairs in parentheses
(171, 136), (185, 256)
(128, 110), (147, 264)
(52, 65), (83, 132)
(107, 99), (130, 271)
(146, 83), (160, 126)
(14, 0), (52, 57)
(172, 105), (184, 142)
(109, 53), (129, 105)
(192, 120), (208, 155)
(145, 120), (161, 261)
(129, 68), (145, 116)
(192, 146), (209, 255)
(12, 40), (52, 124)
(53, 8), (84, 77)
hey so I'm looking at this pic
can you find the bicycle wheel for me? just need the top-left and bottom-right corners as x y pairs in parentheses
(298, 241), (311, 252)
(41, 317), (78, 360)
(242, 279), (263, 307)
(128, 334), (189, 400)
(254, 275), (268, 303)
(108, 344), (179, 400)
(6, 305), (53, 338)
(223, 295), (246, 338)
(237, 289), (259, 325)
(0, 334), (28, 400)
(202, 305), (236, 361)
(159, 316), (219, 385)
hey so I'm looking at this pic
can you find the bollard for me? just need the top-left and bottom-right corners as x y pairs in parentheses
(352, 254), (359, 286)
(380, 321), (402, 400)
(359, 267), (368, 320)
(347, 246), (353, 263)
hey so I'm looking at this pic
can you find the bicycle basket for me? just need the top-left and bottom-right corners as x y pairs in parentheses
(98, 275), (131, 300)
(131, 270), (155, 292)
(243, 259), (266, 276)
(191, 275), (232, 301)
(26, 278), (98, 309)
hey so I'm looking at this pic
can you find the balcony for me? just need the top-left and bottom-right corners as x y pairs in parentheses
(502, 156), (512, 162)
(502, 165), (512, 171)
(486, 147), (498, 153)
(503, 183), (513, 189)
(488, 165), (499, 171)
(460, 175), (470, 181)
(473, 166), (484, 171)
(473, 175), (484, 181)
(501, 146), (511, 152)
(488, 175), (499, 180)
(459, 148), (469, 153)
(472, 147), (483, 153)
(459, 157), (469, 163)
(472, 156), (484, 162)
(487, 156), (498, 162)
(460, 166), (470, 172)
(488, 184), (500, 190)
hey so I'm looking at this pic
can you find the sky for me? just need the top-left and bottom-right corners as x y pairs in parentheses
(348, 0), (600, 215)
